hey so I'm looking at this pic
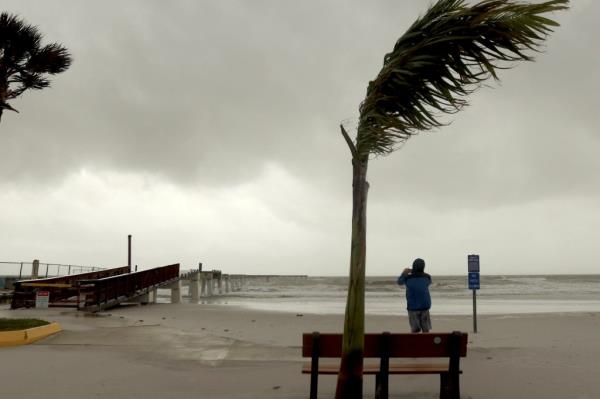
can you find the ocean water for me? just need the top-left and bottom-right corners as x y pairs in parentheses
(191, 275), (600, 316)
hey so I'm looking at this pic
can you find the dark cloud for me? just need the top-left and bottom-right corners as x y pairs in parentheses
(3, 1), (595, 205)
(368, 2), (600, 209)
(0, 0), (419, 186)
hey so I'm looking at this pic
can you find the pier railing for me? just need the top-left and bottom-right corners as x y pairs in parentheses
(78, 264), (180, 311)
(1, 261), (104, 282)
(10, 266), (131, 309)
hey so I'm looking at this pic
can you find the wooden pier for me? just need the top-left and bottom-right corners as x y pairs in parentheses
(10, 266), (131, 309)
(8, 262), (307, 311)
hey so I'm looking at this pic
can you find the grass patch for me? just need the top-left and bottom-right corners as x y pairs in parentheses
(0, 318), (50, 331)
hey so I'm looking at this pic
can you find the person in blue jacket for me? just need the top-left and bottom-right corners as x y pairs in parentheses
(397, 258), (432, 333)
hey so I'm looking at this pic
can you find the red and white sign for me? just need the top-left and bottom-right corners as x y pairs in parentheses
(35, 291), (50, 308)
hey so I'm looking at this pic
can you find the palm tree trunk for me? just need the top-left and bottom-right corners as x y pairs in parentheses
(335, 158), (369, 399)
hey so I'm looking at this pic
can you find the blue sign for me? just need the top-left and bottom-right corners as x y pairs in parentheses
(468, 272), (480, 290)
(468, 254), (480, 272)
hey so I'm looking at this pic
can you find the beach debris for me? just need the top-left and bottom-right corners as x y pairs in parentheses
(296, 313), (303, 317)
(272, 386), (281, 390)
(224, 329), (229, 332)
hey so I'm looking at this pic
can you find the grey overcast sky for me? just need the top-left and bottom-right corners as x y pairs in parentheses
(1, 1), (598, 276)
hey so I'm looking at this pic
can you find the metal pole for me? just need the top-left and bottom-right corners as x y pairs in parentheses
(472, 289), (478, 333)
(19, 262), (23, 279)
(199, 262), (202, 272)
(128, 235), (132, 267)
(45, 264), (49, 278)
(32, 259), (39, 279)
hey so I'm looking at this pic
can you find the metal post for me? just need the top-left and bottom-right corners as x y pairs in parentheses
(68, 265), (72, 275)
(32, 259), (39, 279)
(199, 262), (202, 272)
(19, 262), (23, 279)
(45, 264), (49, 278)
(128, 235), (132, 267)
(472, 289), (478, 333)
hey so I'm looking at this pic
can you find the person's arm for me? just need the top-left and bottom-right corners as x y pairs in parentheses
(397, 268), (412, 285)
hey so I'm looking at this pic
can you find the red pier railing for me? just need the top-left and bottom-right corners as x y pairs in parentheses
(10, 266), (131, 309)
(77, 264), (180, 311)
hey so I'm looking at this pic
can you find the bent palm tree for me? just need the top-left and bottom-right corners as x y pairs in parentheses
(0, 12), (72, 122)
(335, 1), (568, 397)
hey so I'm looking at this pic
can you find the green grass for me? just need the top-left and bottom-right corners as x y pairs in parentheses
(0, 318), (50, 331)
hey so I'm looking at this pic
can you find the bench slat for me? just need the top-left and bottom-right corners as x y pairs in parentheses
(302, 362), (455, 375)
(302, 332), (468, 358)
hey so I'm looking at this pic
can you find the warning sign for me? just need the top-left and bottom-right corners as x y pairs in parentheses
(35, 291), (50, 308)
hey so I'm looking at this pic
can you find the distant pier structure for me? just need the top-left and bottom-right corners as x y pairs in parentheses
(176, 265), (307, 303)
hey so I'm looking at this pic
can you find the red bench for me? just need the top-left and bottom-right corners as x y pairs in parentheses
(302, 331), (468, 399)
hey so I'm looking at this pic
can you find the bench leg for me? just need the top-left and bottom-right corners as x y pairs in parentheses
(440, 372), (460, 399)
(310, 373), (317, 399)
(375, 373), (389, 399)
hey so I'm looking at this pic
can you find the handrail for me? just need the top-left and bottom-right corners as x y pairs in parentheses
(78, 264), (180, 310)
(10, 266), (131, 309)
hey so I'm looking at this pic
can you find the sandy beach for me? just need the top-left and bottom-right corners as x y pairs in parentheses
(1, 303), (599, 399)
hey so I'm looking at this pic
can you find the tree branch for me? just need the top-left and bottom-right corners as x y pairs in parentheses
(340, 124), (358, 160)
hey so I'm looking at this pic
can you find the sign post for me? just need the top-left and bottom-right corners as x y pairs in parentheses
(468, 254), (480, 333)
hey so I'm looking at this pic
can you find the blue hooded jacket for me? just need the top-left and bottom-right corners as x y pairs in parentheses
(397, 272), (432, 311)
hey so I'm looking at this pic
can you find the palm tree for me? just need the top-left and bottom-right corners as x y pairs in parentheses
(335, 0), (568, 397)
(0, 12), (72, 122)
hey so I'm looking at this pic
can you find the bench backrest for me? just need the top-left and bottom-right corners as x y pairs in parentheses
(302, 332), (468, 358)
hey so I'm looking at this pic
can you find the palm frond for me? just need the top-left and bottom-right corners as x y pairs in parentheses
(0, 12), (72, 121)
(27, 43), (72, 74)
(354, 0), (568, 160)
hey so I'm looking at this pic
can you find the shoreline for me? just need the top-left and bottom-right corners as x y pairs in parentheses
(162, 294), (600, 317)
(1, 303), (599, 398)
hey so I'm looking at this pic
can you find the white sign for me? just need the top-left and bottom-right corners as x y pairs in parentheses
(35, 291), (50, 308)
(468, 254), (480, 272)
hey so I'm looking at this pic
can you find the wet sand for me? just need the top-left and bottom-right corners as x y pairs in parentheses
(1, 303), (599, 398)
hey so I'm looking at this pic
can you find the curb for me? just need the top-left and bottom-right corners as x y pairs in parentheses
(0, 322), (62, 347)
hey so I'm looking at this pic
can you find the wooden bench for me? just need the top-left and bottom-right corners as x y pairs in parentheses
(302, 331), (468, 399)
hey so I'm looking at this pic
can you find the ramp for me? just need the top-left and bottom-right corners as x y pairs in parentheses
(78, 263), (180, 311)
